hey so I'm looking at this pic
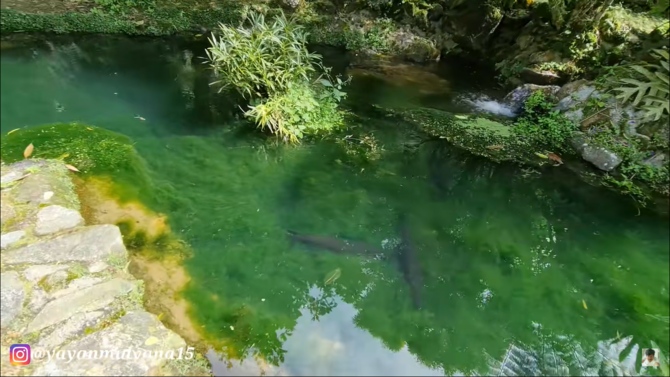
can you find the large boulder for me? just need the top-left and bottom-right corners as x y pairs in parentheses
(570, 132), (623, 172)
(520, 68), (565, 86)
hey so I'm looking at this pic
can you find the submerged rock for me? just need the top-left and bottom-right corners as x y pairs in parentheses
(347, 56), (449, 95)
(1, 272), (26, 328)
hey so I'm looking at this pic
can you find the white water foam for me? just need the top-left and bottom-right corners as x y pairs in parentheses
(459, 94), (517, 118)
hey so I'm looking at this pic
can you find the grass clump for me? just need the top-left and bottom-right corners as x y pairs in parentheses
(206, 10), (349, 143)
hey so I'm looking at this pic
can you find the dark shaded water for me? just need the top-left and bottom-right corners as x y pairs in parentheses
(1, 35), (669, 376)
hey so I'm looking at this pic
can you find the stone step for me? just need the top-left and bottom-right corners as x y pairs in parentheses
(0, 271), (26, 329)
(33, 311), (187, 376)
(26, 278), (137, 334)
(2, 225), (126, 265)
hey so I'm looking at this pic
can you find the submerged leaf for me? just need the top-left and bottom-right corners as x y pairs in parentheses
(23, 143), (34, 159)
(582, 300), (588, 310)
(144, 336), (159, 346)
(535, 152), (549, 159)
(324, 268), (342, 285)
(7, 128), (20, 135)
(65, 164), (80, 173)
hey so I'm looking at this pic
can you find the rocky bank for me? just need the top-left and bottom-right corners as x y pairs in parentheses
(1, 159), (207, 376)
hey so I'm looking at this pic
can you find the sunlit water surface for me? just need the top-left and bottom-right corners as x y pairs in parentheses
(2, 35), (668, 376)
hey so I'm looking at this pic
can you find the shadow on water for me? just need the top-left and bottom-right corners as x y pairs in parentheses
(1, 35), (669, 376)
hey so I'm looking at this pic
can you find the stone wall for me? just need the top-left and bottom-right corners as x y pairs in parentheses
(1, 159), (205, 376)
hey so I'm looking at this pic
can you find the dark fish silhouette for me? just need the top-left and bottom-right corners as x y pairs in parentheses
(287, 230), (384, 257)
(397, 213), (424, 309)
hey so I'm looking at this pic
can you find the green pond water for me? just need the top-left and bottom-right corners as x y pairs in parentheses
(1, 35), (669, 376)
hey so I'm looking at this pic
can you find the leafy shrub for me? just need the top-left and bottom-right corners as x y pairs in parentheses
(207, 10), (348, 143)
(611, 48), (669, 121)
(513, 91), (578, 152)
(244, 79), (347, 143)
(207, 11), (322, 99)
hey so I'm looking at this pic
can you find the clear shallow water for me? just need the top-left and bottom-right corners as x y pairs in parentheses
(2, 35), (669, 376)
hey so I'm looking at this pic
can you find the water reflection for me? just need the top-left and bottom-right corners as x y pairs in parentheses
(208, 287), (444, 376)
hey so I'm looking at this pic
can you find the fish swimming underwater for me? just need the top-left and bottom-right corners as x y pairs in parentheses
(396, 213), (424, 309)
(287, 230), (384, 257)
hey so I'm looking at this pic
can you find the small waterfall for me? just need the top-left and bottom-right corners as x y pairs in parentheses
(459, 94), (517, 118)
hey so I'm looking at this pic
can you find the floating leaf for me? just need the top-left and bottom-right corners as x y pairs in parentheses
(7, 128), (20, 135)
(24, 143), (34, 159)
(535, 152), (549, 159)
(65, 164), (80, 173)
(547, 152), (563, 164)
(144, 336), (159, 346)
(582, 300), (588, 310)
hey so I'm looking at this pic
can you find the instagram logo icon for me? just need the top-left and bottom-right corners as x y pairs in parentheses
(9, 344), (31, 366)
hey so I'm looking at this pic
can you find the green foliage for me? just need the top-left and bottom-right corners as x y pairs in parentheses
(1, 5), (243, 35)
(513, 91), (578, 152)
(305, 16), (398, 55)
(400, 0), (432, 23)
(92, 0), (156, 15)
(612, 48), (669, 121)
(206, 12), (322, 99)
(603, 173), (650, 204)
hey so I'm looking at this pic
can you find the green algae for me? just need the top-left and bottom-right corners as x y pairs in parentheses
(1, 123), (155, 205)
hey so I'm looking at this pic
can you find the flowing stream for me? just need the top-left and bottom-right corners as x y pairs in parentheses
(1, 35), (668, 376)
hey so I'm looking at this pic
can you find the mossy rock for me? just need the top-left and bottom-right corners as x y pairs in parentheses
(1, 123), (154, 201)
(391, 107), (535, 163)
